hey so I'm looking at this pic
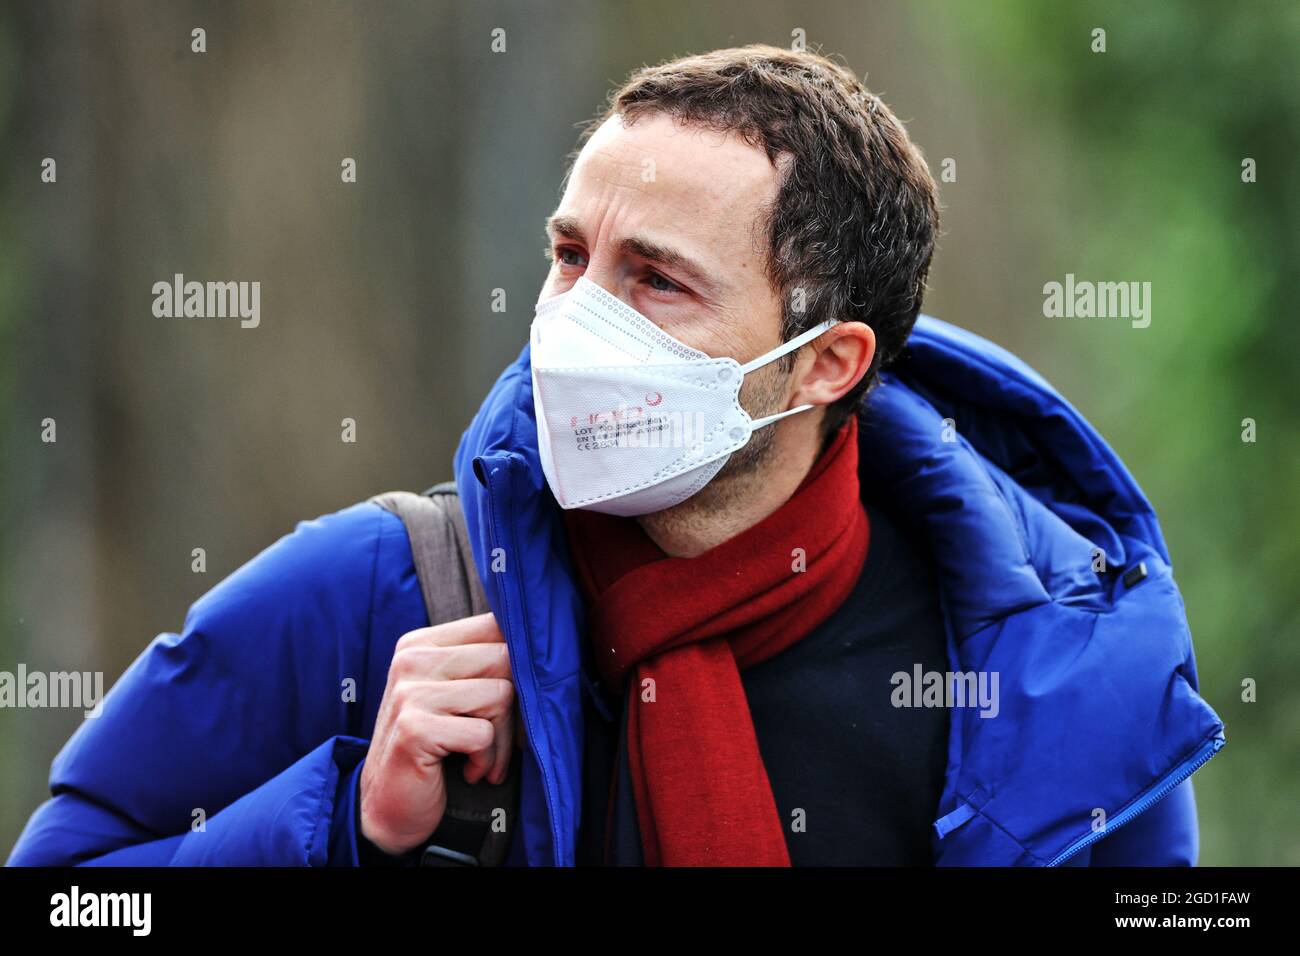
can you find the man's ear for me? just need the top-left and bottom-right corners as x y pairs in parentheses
(791, 321), (876, 408)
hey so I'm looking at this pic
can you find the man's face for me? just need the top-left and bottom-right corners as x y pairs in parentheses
(540, 113), (793, 446)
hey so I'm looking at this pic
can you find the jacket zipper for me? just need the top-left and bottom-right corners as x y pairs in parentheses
(1045, 732), (1225, 866)
(479, 456), (567, 866)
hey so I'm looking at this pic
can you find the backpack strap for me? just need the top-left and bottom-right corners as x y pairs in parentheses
(369, 484), (518, 867)
(371, 484), (490, 622)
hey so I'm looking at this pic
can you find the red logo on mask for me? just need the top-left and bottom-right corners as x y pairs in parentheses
(645, 392), (663, 407)
(572, 404), (645, 429)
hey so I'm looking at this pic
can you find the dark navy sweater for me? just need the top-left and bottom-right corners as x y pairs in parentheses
(576, 497), (951, 866)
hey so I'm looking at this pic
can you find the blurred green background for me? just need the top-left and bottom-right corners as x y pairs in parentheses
(1, 0), (1296, 864)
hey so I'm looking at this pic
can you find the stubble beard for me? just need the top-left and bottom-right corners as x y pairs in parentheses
(635, 359), (791, 545)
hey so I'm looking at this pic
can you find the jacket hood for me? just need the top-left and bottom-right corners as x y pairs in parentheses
(863, 317), (1167, 638)
(455, 315), (1225, 866)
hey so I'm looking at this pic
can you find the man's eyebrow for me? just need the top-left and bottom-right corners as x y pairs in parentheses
(544, 215), (585, 243)
(544, 215), (723, 299)
(618, 236), (722, 297)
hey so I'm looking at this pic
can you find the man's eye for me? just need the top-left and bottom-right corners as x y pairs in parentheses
(556, 247), (586, 267)
(647, 272), (682, 293)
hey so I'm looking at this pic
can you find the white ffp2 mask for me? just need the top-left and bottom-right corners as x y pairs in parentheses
(529, 276), (837, 516)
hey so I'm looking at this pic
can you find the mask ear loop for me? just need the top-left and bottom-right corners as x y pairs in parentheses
(738, 318), (839, 375)
(751, 403), (816, 430)
(739, 318), (840, 430)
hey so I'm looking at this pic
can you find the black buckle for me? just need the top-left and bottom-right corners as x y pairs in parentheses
(1122, 561), (1149, 589)
(418, 749), (521, 867)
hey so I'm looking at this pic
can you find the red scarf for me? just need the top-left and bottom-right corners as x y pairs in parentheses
(562, 418), (869, 866)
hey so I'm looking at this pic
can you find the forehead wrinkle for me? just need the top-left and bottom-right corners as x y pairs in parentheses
(584, 142), (654, 190)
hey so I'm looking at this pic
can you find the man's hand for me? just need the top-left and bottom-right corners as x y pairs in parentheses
(359, 612), (517, 856)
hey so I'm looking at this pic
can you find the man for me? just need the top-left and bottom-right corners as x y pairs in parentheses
(8, 45), (1224, 867)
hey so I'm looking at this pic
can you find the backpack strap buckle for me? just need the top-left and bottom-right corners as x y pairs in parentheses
(419, 748), (522, 867)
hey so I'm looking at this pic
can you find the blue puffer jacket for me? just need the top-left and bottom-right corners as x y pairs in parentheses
(6, 317), (1225, 867)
